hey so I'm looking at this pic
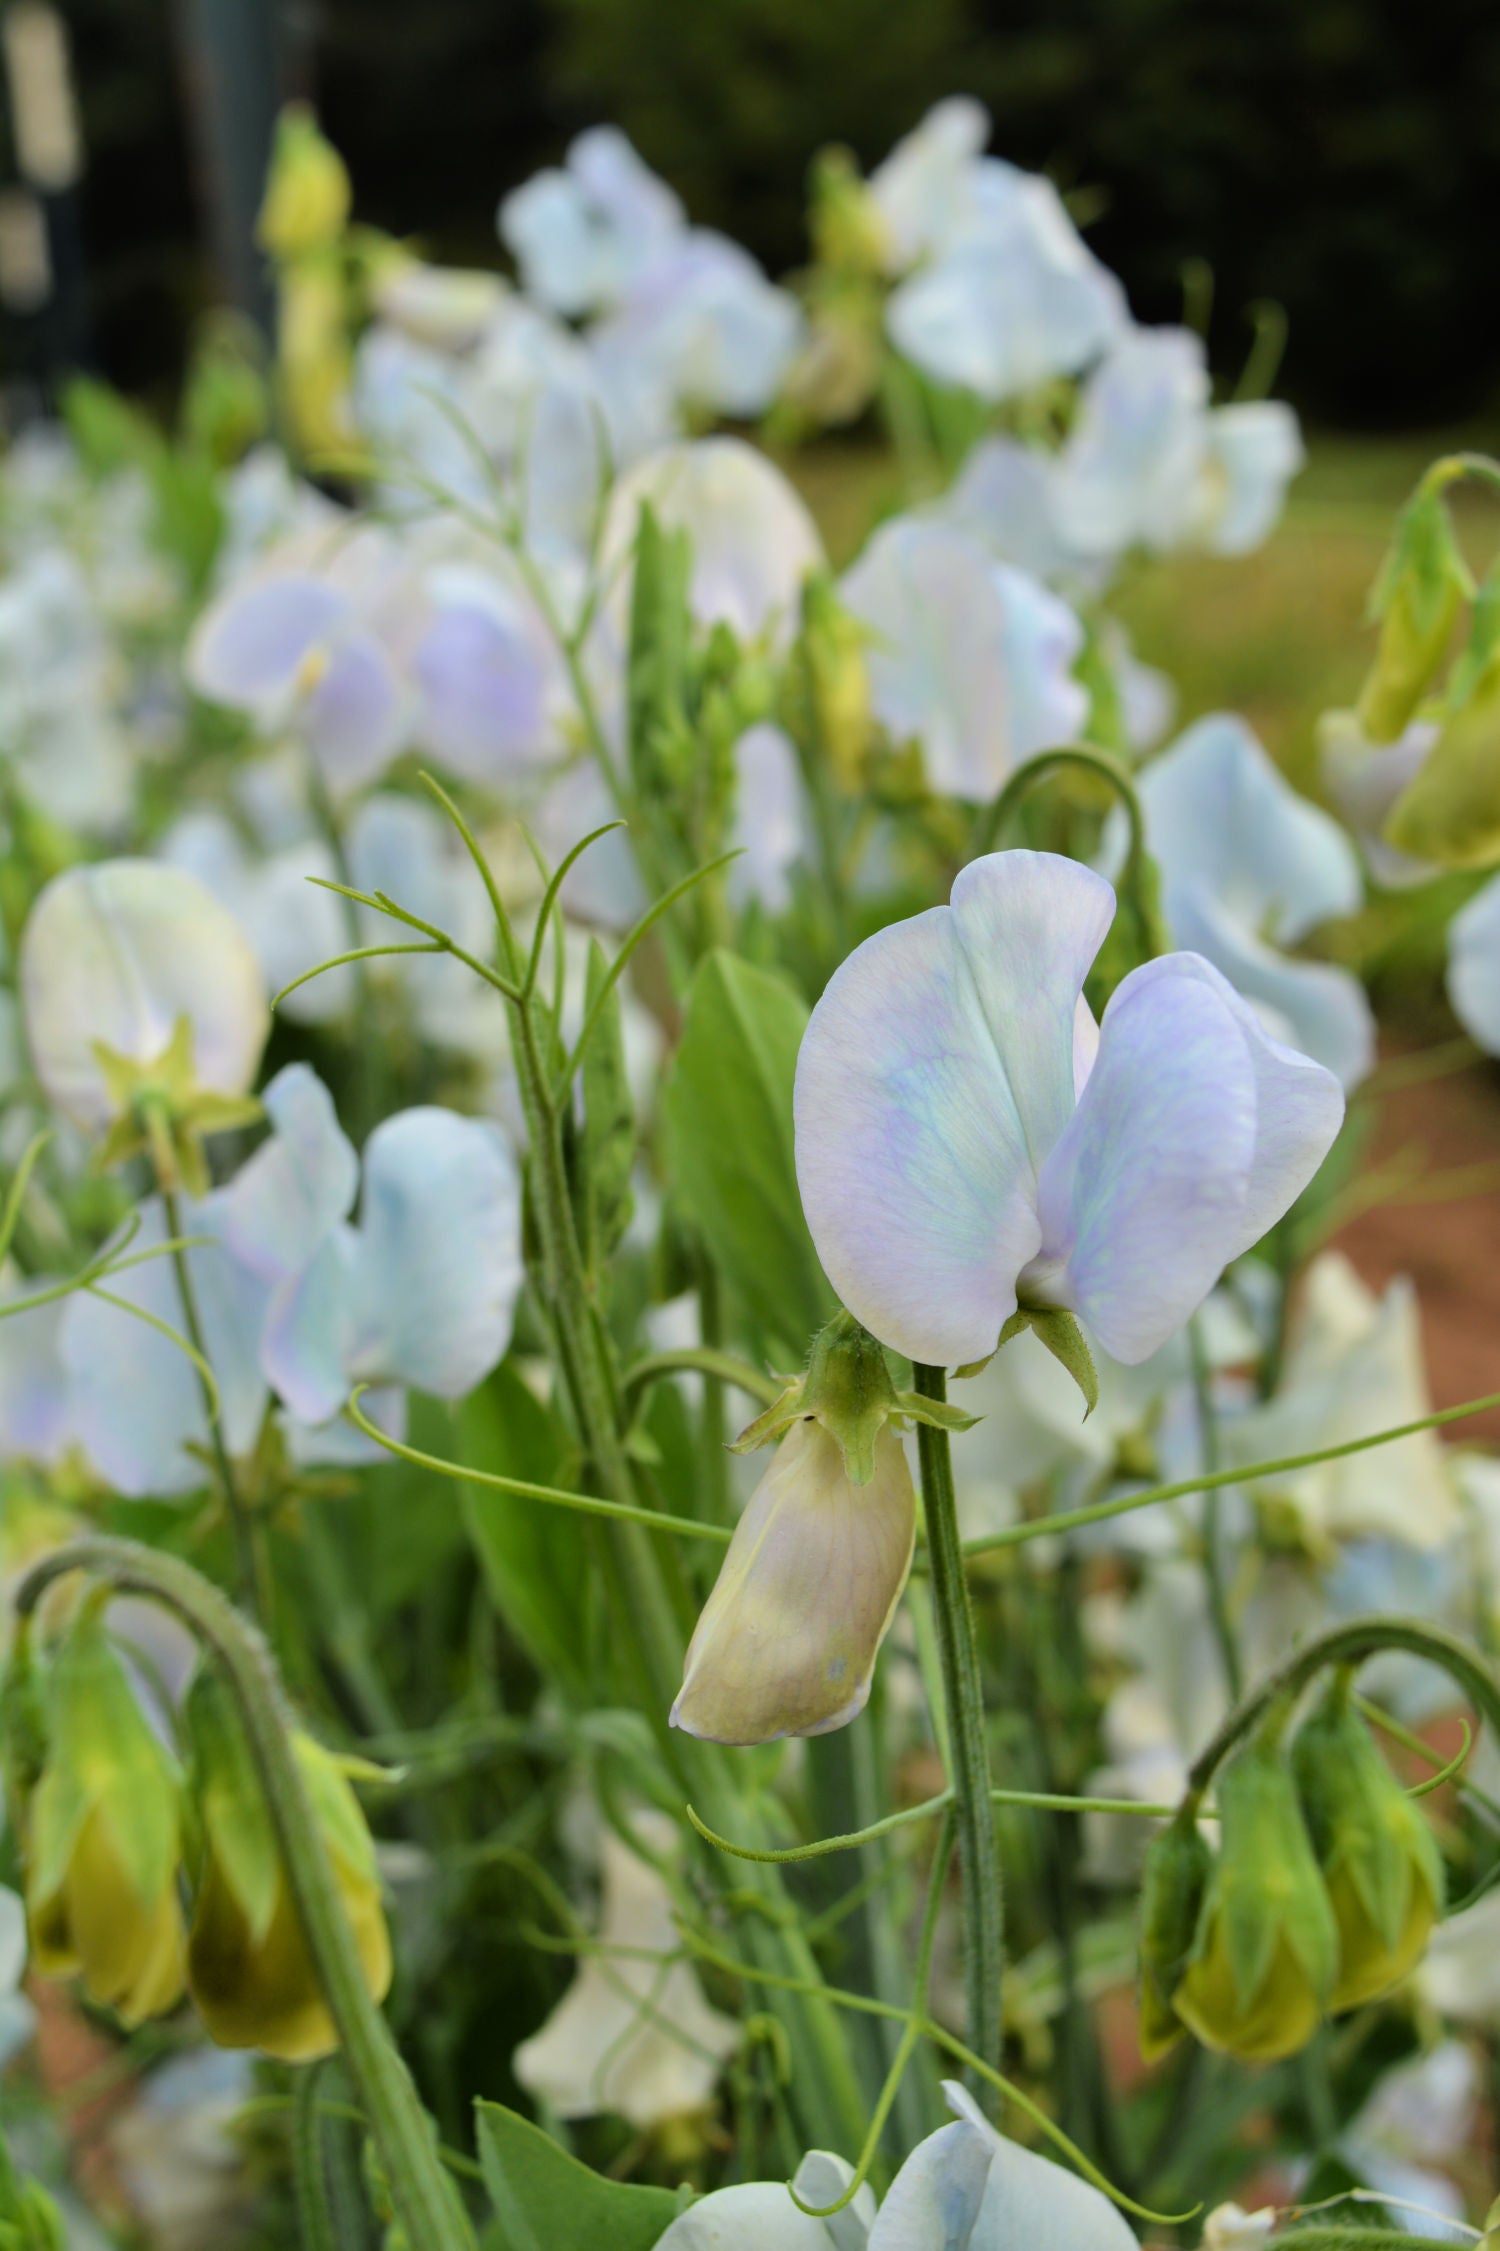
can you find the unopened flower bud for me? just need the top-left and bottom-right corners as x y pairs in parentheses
(1173, 1732), (1338, 2064)
(185, 1670), (391, 2062)
(1291, 1673), (1444, 2013)
(23, 1610), (186, 2024)
(1137, 1804), (1213, 2060)
(808, 145), (890, 277)
(1356, 482), (1469, 743)
(1383, 640), (1500, 870)
(794, 573), (873, 790)
(257, 104), (351, 261)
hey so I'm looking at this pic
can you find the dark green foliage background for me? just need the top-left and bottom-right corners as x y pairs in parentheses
(53, 0), (1500, 425)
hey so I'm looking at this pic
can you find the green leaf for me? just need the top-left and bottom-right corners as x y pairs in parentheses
(662, 949), (835, 1359)
(458, 1363), (594, 1696)
(474, 2100), (686, 2251)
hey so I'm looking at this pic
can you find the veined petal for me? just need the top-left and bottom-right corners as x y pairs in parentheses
(219, 1063), (358, 1283)
(1140, 715), (1362, 944)
(795, 851), (1111, 1365)
(672, 1420), (915, 1745)
(345, 1108), (523, 1397)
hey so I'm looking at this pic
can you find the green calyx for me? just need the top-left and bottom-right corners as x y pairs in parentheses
(90, 1015), (262, 1193)
(959, 1303), (1098, 1417)
(729, 1307), (977, 1485)
(1357, 478), (1472, 743)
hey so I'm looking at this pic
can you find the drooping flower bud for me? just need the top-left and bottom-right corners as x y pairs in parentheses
(1136, 1803), (1213, 2060)
(184, 1670), (391, 2062)
(19, 860), (267, 1189)
(22, 1609), (186, 2025)
(256, 105), (351, 261)
(1173, 1732), (1338, 2064)
(1291, 1673), (1444, 2013)
(1356, 480), (1470, 744)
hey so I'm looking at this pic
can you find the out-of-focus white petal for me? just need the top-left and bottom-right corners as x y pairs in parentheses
(499, 126), (684, 317)
(1201, 401), (1304, 554)
(795, 852), (1111, 1365)
(301, 632), (407, 792)
(187, 575), (348, 714)
(872, 2082), (1136, 2251)
(1161, 885), (1375, 1091)
(0, 1281), (71, 1465)
(841, 519), (1086, 800)
(345, 1108), (523, 1397)
(730, 721), (806, 912)
(868, 96), (992, 271)
(414, 584), (554, 782)
(1140, 715), (1362, 943)
(60, 1198), (271, 1497)
(1419, 1887), (1500, 2025)
(600, 437), (824, 648)
(20, 861), (269, 1133)
(595, 232), (802, 420)
(1319, 709), (1440, 891)
(218, 1063), (358, 1284)
(672, 1420), (916, 1744)
(371, 260), (507, 351)
(161, 813), (348, 1028)
(1447, 869), (1500, 1055)
(513, 1812), (739, 2130)
(1053, 327), (1211, 556)
(933, 435), (1103, 593)
(887, 170), (1124, 403)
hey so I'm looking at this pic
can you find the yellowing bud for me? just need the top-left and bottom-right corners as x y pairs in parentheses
(23, 1611), (186, 2024)
(1173, 1736), (1337, 2065)
(1291, 1675), (1444, 2014)
(185, 1671), (391, 2063)
(671, 1417), (916, 1745)
(1356, 484), (1469, 744)
(1383, 645), (1500, 870)
(257, 105), (351, 261)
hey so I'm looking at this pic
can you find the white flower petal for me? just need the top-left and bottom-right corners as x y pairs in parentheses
(303, 632), (407, 792)
(654, 2182), (846, 2250)
(934, 2084), (1138, 2250)
(218, 1063), (358, 1283)
(1201, 401), (1304, 555)
(187, 574), (348, 713)
(865, 2114), (993, 2250)
(869, 96), (993, 271)
(20, 861), (269, 1133)
(730, 721), (806, 913)
(1447, 868), (1500, 1055)
(1052, 327), (1211, 557)
(1162, 885), (1375, 1091)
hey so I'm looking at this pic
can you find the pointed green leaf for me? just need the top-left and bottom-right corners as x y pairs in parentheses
(474, 2100), (685, 2251)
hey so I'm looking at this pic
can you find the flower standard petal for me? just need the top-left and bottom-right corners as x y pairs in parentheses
(672, 1420), (915, 1745)
(794, 852), (1112, 1366)
(301, 632), (406, 793)
(218, 1062), (358, 1284)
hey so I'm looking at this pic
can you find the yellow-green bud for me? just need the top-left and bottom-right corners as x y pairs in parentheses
(184, 1670), (391, 2063)
(22, 1610), (186, 2024)
(794, 572), (872, 791)
(1173, 1733), (1338, 2064)
(808, 145), (890, 276)
(257, 104), (351, 260)
(1291, 1674), (1444, 2013)
(1356, 482), (1470, 743)
(1383, 640), (1500, 869)
(1137, 1804), (1213, 2060)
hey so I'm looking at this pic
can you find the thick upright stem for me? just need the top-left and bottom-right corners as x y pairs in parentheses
(15, 1540), (476, 2251)
(913, 1362), (1004, 2105)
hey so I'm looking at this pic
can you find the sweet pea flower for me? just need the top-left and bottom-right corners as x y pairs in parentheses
(187, 525), (411, 794)
(20, 860), (269, 1137)
(218, 1063), (524, 1441)
(868, 96), (992, 272)
(412, 557), (570, 782)
(840, 518), (1087, 801)
(796, 850), (1344, 1370)
(1219, 1251), (1458, 1552)
(729, 720), (808, 913)
(592, 229), (802, 422)
(1134, 715), (1374, 1089)
(1201, 400), (1305, 555)
(512, 1811), (738, 2127)
(931, 435), (1105, 596)
(656, 2079), (1136, 2249)
(0, 1276), (73, 1467)
(499, 126), (685, 319)
(1339, 2043), (1479, 2239)
(599, 437), (825, 649)
(370, 257), (508, 351)
(1053, 327), (1212, 557)
(1445, 868), (1500, 1055)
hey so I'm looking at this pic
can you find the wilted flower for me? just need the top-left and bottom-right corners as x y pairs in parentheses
(513, 1810), (738, 2126)
(840, 517), (1087, 801)
(673, 1416), (916, 1745)
(19, 859), (268, 1157)
(22, 1609), (186, 2025)
(1138, 1805), (1214, 2058)
(1356, 481), (1470, 746)
(794, 850), (1344, 1369)
(185, 1668), (390, 2063)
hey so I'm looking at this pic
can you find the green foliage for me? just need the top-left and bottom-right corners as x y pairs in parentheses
(474, 2101), (687, 2251)
(459, 1363), (595, 1699)
(662, 949), (835, 1359)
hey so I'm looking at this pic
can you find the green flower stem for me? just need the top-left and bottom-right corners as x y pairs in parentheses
(160, 1185), (269, 1626)
(913, 1362), (1004, 2109)
(13, 1537), (477, 2251)
(292, 2063), (339, 2251)
(960, 1387), (1500, 1559)
(1185, 1614), (1500, 1802)
(1189, 1315), (1242, 1701)
(620, 1346), (785, 1409)
(972, 741), (1148, 864)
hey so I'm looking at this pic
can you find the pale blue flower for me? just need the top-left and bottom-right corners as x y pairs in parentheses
(220, 1064), (524, 1435)
(1201, 400), (1304, 554)
(0, 1278), (72, 1465)
(730, 721), (807, 913)
(868, 95), (993, 272)
(1053, 326), (1212, 557)
(1135, 714), (1374, 1088)
(1446, 868), (1500, 1055)
(1319, 709), (1440, 891)
(500, 128), (685, 319)
(886, 162), (1124, 403)
(840, 518), (1087, 800)
(413, 558), (568, 782)
(592, 229), (803, 420)
(931, 435), (1105, 594)
(794, 850), (1343, 1368)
